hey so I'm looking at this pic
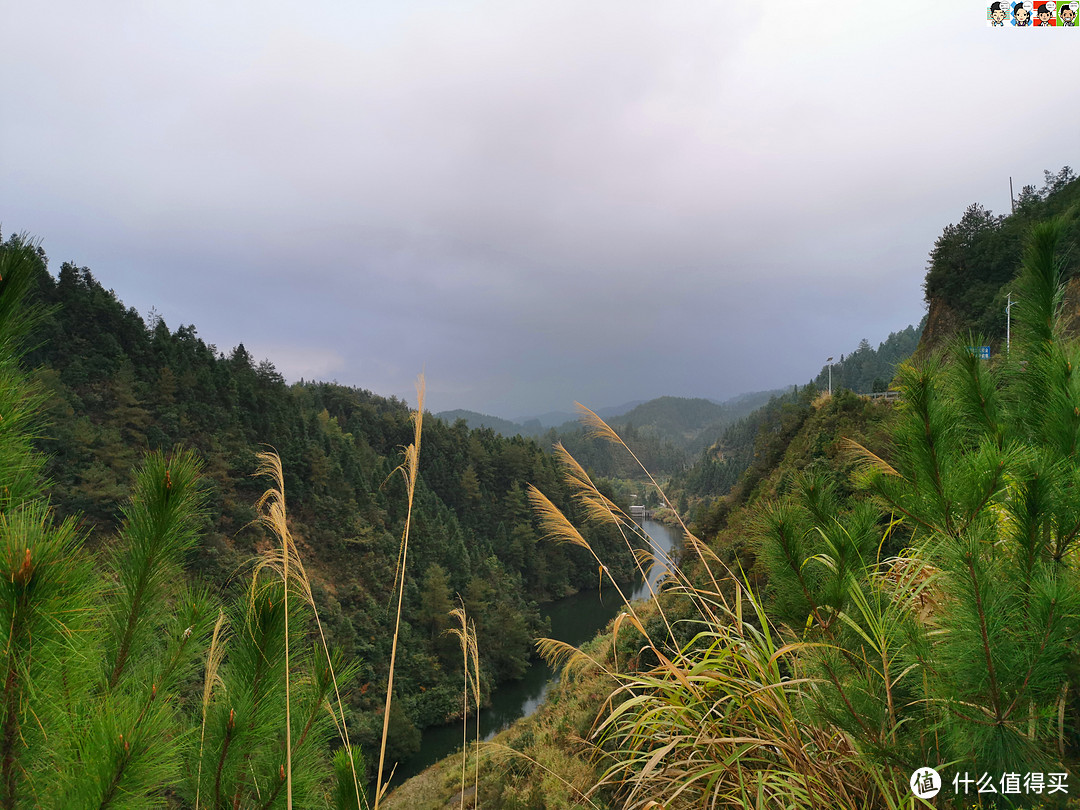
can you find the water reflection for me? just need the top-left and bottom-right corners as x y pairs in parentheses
(390, 519), (680, 784)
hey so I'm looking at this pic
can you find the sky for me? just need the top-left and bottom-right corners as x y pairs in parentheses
(3, 2), (1077, 418)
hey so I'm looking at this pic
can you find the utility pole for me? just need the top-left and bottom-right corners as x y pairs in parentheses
(1010, 177), (1016, 214)
(1006, 294), (1011, 356)
(827, 357), (834, 396)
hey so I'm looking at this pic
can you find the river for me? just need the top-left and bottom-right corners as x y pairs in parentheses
(390, 519), (681, 784)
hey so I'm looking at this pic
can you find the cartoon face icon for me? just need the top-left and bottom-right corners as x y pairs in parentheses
(1061, 2), (1076, 21)
(1014, 1), (1032, 22)
(991, 1), (1009, 20)
(1037, 4), (1054, 22)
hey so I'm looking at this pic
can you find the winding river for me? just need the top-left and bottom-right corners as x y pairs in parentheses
(391, 519), (681, 784)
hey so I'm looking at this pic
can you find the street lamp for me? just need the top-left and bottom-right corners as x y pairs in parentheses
(1006, 293), (1013, 357)
(827, 357), (834, 396)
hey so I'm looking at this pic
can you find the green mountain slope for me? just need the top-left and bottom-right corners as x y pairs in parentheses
(9, 238), (642, 774)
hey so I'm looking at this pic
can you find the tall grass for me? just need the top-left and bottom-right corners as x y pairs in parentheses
(251, 449), (367, 809)
(195, 609), (228, 810)
(524, 409), (923, 809)
(373, 375), (425, 809)
(448, 603), (481, 810)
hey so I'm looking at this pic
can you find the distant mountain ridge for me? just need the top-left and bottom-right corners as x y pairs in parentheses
(431, 409), (527, 437)
(435, 390), (787, 455)
(512, 400), (646, 429)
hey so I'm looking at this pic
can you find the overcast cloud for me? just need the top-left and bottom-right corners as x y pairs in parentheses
(3, 1), (1076, 417)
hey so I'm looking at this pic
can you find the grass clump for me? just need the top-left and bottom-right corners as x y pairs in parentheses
(503, 221), (1080, 809)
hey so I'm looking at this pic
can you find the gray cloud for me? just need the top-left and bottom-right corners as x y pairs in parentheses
(3, 1), (1075, 416)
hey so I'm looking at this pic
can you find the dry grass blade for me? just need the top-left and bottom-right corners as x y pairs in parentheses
(535, 637), (606, 679)
(448, 607), (470, 810)
(527, 485), (592, 552)
(608, 610), (649, 673)
(195, 609), (228, 810)
(374, 374), (425, 810)
(251, 449), (294, 807)
(252, 448), (365, 810)
(546, 440), (702, 691)
(577, 492), (630, 529)
(573, 404), (729, 598)
(552, 441), (601, 496)
(555, 435), (691, 648)
(466, 613), (480, 806)
(840, 437), (899, 477)
(582, 565), (884, 810)
(631, 546), (655, 572)
(575, 402), (623, 445)
(527, 483), (652, 624)
(447, 604), (481, 810)
(610, 608), (648, 637)
(877, 551), (942, 625)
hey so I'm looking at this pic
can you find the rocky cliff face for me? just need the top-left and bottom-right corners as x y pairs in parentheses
(916, 296), (963, 356)
(920, 277), (1080, 359)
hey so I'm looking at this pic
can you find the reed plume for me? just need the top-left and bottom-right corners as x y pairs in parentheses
(373, 374), (425, 809)
(252, 448), (364, 809)
(195, 610), (228, 810)
(448, 603), (481, 810)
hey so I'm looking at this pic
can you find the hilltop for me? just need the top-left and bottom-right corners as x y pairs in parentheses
(919, 166), (1080, 351)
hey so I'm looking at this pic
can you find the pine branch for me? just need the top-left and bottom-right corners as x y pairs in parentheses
(964, 553), (1003, 723)
(1004, 598), (1057, 721)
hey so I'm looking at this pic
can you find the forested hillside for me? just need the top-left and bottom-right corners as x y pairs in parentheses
(668, 320), (922, 518)
(433, 408), (692, 476)
(922, 166), (1080, 345)
(432, 409), (527, 439)
(8, 235), (639, 770)
(810, 321), (925, 394)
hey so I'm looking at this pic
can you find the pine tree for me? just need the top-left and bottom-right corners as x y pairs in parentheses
(758, 218), (1080, 790)
(1, 237), (217, 807)
(1, 237), (361, 807)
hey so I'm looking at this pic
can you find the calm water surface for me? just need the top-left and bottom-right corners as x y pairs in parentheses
(390, 519), (681, 784)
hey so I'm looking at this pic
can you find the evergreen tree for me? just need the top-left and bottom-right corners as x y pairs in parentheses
(758, 218), (1080, 790)
(1, 239), (359, 806)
